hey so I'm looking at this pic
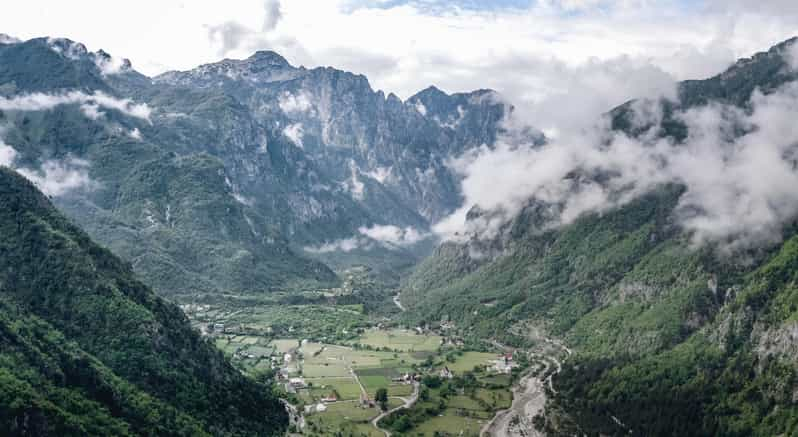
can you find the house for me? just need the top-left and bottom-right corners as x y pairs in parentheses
(315, 403), (327, 412)
(289, 377), (306, 389)
(284, 353), (292, 363)
(213, 323), (225, 333)
(321, 393), (338, 403)
(440, 366), (454, 379)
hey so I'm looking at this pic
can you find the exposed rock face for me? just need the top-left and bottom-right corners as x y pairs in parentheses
(0, 36), (523, 294)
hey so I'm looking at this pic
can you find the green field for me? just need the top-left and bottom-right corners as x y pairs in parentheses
(271, 339), (300, 354)
(306, 377), (362, 400)
(356, 329), (442, 352)
(445, 351), (497, 373)
(410, 410), (486, 436)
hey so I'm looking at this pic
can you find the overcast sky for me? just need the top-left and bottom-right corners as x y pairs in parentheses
(2, 0), (797, 126)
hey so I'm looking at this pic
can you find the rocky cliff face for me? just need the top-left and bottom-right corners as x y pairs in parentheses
(0, 36), (515, 294)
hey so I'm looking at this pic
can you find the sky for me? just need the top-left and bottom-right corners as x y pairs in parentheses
(1, 1), (797, 104)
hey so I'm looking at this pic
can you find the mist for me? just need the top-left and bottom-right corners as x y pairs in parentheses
(435, 61), (798, 253)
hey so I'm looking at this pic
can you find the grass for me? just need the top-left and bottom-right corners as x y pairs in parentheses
(303, 363), (351, 378)
(356, 329), (442, 352)
(306, 377), (362, 400)
(413, 411), (485, 436)
(270, 339), (299, 354)
(446, 352), (497, 373)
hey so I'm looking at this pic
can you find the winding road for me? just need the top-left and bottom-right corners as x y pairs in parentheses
(371, 382), (420, 437)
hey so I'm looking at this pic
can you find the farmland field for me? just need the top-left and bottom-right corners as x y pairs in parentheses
(355, 329), (442, 352)
(445, 351), (497, 372)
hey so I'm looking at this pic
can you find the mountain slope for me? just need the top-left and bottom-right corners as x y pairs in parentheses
(0, 36), (517, 295)
(401, 38), (798, 436)
(0, 167), (287, 435)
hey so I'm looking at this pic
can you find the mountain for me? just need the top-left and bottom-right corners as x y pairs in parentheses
(0, 38), (524, 294)
(400, 38), (798, 435)
(0, 167), (287, 436)
(0, 36), (517, 295)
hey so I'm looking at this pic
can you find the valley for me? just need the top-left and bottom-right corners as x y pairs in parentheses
(183, 276), (540, 436)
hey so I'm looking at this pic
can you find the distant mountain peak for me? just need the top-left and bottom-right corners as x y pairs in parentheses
(412, 85), (449, 99)
(247, 50), (291, 68)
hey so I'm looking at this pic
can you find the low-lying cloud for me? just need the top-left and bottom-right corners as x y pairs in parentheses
(436, 78), (798, 253)
(304, 224), (429, 253)
(0, 91), (151, 122)
(0, 140), (95, 197)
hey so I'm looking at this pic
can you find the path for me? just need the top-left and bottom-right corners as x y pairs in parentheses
(371, 382), (420, 437)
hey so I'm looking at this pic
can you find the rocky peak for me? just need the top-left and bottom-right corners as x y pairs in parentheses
(247, 50), (292, 69)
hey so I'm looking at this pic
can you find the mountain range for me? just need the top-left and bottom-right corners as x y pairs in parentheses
(3, 32), (798, 436)
(0, 35), (518, 296)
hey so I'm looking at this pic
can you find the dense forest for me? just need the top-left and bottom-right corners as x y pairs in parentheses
(0, 167), (287, 436)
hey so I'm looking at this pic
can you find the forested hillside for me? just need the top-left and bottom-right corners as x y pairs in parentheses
(401, 38), (798, 436)
(0, 167), (287, 436)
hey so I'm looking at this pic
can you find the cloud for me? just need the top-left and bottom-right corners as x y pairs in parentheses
(15, 158), (95, 197)
(0, 140), (95, 197)
(93, 51), (130, 75)
(358, 224), (429, 246)
(304, 223), (429, 253)
(283, 123), (304, 148)
(304, 236), (363, 254)
(436, 80), (798, 253)
(786, 40), (798, 72)
(279, 91), (313, 113)
(128, 128), (142, 140)
(262, 0), (283, 32)
(0, 142), (17, 166)
(0, 91), (151, 122)
(207, 21), (252, 56)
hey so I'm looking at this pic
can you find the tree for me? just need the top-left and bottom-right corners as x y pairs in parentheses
(375, 388), (389, 411)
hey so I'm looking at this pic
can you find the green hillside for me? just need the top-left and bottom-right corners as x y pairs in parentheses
(0, 167), (287, 436)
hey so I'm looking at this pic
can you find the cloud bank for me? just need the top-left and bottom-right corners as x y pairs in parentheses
(436, 78), (798, 253)
(0, 140), (95, 197)
(0, 91), (151, 122)
(304, 224), (429, 253)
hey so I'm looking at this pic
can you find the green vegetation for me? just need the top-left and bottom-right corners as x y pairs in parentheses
(0, 168), (287, 435)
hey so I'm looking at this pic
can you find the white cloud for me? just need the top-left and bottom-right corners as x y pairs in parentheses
(436, 80), (798, 253)
(304, 236), (363, 253)
(358, 224), (429, 247)
(93, 52), (128, 75)
(0, 142), (18, 166)
(279, 91), (313, 114)
(304, 224), (429, 253)
(15, 157), (95, 197)
(80, 103), (104, 120)
(128, 128), (142, 140)
(1, 138), (95, 197)
(283, 123), (304, 148)
(262, 0), (283, 32)
(785, 40), (798, 72)
(0, 91), (151, 122)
